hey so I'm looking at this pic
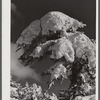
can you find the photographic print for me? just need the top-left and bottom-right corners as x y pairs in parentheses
(10, 0), (97, 100)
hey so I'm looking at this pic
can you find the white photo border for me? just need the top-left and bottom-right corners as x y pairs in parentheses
(2, 0), (99, 100)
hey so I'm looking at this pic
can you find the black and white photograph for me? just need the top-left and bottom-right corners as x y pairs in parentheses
(9, 0), (97, 100)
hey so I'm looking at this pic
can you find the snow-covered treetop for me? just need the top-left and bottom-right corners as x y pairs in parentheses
(40, 11), (86, 35)
(16, 11), (86, 46)
(15, 11), (96, 100)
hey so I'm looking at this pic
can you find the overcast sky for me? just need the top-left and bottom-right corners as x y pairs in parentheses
(11, 0), (96, 95)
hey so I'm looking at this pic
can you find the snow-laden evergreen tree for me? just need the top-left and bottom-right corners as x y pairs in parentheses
(10, 76), (58, 100)
(11, 11), (96, 100)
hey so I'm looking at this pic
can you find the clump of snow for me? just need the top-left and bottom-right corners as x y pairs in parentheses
(72, 33), (96, 68)
(49, 37), (75, 62)
(74, 95), (95, 100)
(30, 40), (55, 58)
(50, 62), (67, 80)
(47, 62), (69, 88)
(41, 11), (86, 35)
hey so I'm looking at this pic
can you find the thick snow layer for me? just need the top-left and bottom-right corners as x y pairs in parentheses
(16, 11), (86, 46)
(41, 11), (86, 35)
(49, 37), (75, 62)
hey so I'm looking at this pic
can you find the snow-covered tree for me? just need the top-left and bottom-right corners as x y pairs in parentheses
(10, 76), (58, 100)
(12, 11), (96, 100)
